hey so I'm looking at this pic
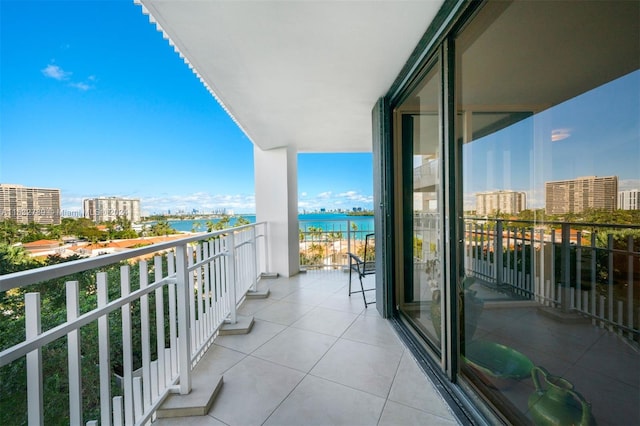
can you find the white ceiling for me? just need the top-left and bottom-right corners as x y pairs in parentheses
(137, 0), (444, 153)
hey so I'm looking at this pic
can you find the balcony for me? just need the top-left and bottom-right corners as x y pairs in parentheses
(459, 217), (640, 425)
(2, 217), (638, 425)
(0, 222), (457, 425)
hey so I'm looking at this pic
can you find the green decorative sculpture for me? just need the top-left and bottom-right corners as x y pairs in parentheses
(528, 366), (596, 426)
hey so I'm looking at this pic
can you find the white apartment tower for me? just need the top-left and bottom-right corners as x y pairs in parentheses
(83, 197), (141, 223)
(0, 184), (61, 225)
(618, 189), (640, 210)
(475, 190), (526, 216)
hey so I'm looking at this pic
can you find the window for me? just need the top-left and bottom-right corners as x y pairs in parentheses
(389, 1), (639, 424)
(394, 60), (444, 356)
(455, 1), (639, 424)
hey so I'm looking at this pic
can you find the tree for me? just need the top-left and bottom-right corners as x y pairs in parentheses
(149, 220), (176, 236)
(0, 244), (39, 274)
(0, 219), (20, 245)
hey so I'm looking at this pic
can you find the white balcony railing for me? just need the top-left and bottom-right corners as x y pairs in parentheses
(0, 222), (268, 425)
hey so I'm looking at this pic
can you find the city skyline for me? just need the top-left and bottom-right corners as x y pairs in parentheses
(0, 1), (374, 215)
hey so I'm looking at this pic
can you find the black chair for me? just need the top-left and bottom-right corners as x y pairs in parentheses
(347, 233), (376, 307)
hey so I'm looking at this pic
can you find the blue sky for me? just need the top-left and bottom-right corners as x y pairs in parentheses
(0, 0), (373, 215)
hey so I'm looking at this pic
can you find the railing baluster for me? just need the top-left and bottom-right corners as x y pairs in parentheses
(576, 231), (582, 311)
(66, 281), (82, 425)
(120, 265), (134, 425)
(154, 256), (167, 390)
(164, 348), (172, 381)
(538, 229), (545, 304)
(187, 245), (196, 351)
(627, 235), (634, 340)
(506, 227), (512, 287)
(175, 244), (192, 394)
(113, 396), (123, 426)
(591, 233), (597, 326)
(203, 242), (212, 340)
(550, 229), (556, 307)
(167, 251), (178, 376)
(139, 260), (152, 411)
(195, 245), (204, 348)
(608, 234), (614, 331)
(494, 220), (504, 288)
(226, 233), (238, 324)
(150, 360), (158, 399)
(617, 301), (624, 336)
(133, 377), (143, 422)
(25, 292), (43, 426)
(97, 272), (111, 426)
(251, 226), (258, 291)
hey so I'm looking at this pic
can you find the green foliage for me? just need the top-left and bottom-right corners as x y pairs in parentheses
(206, 215), (250, 233)
(0, 252), (174, 424)
(300, 242), (324, 267)
(0, 219), (21, 245)
(148, 220), (177, 236)
(0, 244), (40, 274)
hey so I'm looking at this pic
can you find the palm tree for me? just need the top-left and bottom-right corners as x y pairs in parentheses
(0, 219), (20, 245)
(0, 244), (36, 273)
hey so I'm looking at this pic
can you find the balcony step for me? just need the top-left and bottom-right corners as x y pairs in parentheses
(219, 315), (255, 335)
(246, 288), (270, 299)
(157, 373), (223, 418)
(537, 306), (591, 324)
(260, 272), (279, 279)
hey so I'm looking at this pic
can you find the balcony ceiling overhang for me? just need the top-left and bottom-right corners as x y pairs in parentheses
(137, 0), (443, 153)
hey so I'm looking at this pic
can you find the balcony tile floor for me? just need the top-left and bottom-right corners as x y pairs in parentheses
(154, 270), (459, 426)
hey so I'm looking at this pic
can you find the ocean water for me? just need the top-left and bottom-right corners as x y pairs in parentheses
(167, 213), (374, 237)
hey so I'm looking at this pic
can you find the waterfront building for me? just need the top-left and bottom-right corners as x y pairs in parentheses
(134, 1), (639, 424)
(0, 183), (61, 225)
(545, 176), (618, 214)
(475, 190), (526, 216)
(83, 196), (141, 223)
(619, 189), (640, 210)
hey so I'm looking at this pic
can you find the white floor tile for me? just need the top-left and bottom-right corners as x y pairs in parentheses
(291, 306), (359, 337)
(310, 338), (403, 398)
(252, 327), (337, 372)
(264, 375), (385, 426)
(208, 356), (304, 426)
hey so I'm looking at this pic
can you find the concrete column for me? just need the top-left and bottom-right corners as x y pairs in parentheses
(254, 145), (300, 277)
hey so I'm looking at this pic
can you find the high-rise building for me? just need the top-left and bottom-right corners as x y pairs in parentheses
(618, 189), (640, 210)
(475, 190), (526, 216)
(83, 197), (141, 223)
(545, 176), (618, 214)
(0, 184), (61, 225)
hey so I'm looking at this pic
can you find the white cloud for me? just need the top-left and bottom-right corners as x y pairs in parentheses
(42, 64), (71, 80)
(69, 82), (91, 91)
(298, 190), (373, 212)
(140, 192), (256, 215)
(42, 63), (95, 90)
(61, 188), (375, 218)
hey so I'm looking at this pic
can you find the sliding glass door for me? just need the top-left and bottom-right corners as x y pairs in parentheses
(389, 1), (639, 424)
(394, 60), (444, 356)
